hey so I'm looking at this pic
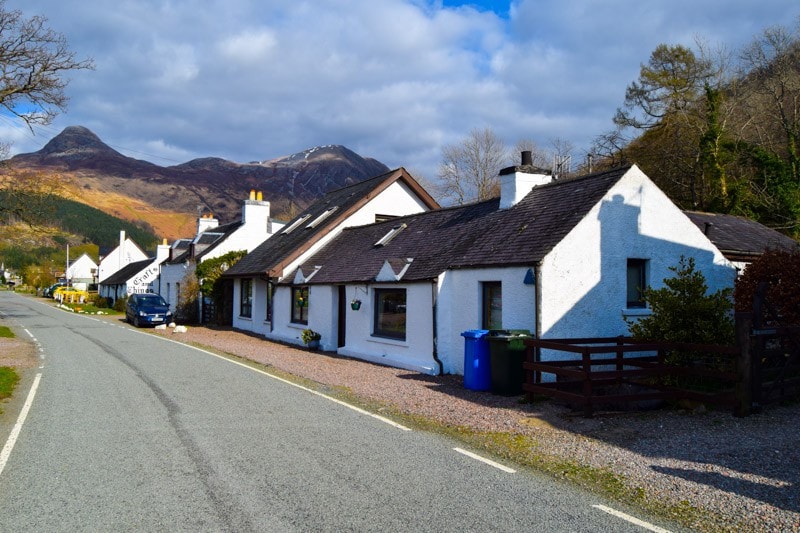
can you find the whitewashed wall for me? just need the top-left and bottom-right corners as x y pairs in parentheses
(436, 267), (537, 375)
(337, 283), (437, 374)
(539, 166), (736, 341)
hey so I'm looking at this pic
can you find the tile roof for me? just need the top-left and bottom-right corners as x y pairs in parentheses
(100, 258), (153, 285)
(684, 211), (799, 260)
(286, 166), (631, 284)
(224, 168), (439, 278)
(166, 221), (242, 265)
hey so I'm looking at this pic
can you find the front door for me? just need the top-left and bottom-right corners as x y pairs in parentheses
(337, 285), (346, 348)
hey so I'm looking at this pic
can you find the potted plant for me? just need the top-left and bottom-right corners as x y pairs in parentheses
(301, 328), (321, 349)
(350, 298), (361, 311)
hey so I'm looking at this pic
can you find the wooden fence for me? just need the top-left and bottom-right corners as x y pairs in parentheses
(522, 313), (800, 417)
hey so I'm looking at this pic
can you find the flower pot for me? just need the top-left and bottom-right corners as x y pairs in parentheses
(307, 340), (320, 350)
(350, 300), (361, 311)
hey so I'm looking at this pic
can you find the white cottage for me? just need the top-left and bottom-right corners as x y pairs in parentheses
(271, 158), (743, 375)
(222, 168), (440, 344)
(97, 231), (148, 283)
(66, 253), (98, 291)
(159, 191), (284, 320)
(98, 241), (171, 303)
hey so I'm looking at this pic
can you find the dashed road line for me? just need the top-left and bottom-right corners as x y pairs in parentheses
(592, 504), (672, 533)
(453, 447), (516, 473)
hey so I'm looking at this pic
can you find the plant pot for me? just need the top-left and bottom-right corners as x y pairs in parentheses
(350, 301), (361, 311)
(307, 340), (320, 350)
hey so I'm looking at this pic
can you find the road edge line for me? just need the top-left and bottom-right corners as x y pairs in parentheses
(0, 373), (42, 477)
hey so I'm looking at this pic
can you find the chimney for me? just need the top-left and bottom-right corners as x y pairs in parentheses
(242, 191), (271, 230)
(119, 230), (126, 270)
(197, 212), (219, 235)
(156, 238), (170, 263)
(498, 151), (553, 209)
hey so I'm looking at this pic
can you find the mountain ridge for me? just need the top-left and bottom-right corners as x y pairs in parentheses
(7, 126), (391, 239)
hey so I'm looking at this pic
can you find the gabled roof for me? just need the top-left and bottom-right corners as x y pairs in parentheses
(285, 166), (631, 284)
(684, 211), (799, 261)
(99, 258), (153, 285)
(223, 168), (439, 278)
(166, 221), (242, 265)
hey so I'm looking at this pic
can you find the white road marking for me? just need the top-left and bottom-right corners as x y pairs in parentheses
(0, 373), (42, 477)
(24, 329), (34, 339)
(149, 334), (412, 431)
(592, 504), (672, 533)
(453, 447), (516, 473)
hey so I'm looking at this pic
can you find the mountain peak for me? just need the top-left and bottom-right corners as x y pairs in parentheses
(35, 125), (122, 158)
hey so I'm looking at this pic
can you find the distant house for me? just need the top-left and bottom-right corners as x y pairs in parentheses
(222, 168), (440, 342)
(158, 191), (285, 322)
(98, 241), (171, 303)
(252, 157), (740, 375)
(684, 211), (799, 271)
(66, 253), (98, 291)
(97, 231), (148, 283)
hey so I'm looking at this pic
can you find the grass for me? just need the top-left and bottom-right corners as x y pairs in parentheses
(0, 367), (19, 402)
(0, 325), (14, 338)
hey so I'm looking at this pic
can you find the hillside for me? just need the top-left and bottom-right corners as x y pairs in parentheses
(6, 126), (390, 240)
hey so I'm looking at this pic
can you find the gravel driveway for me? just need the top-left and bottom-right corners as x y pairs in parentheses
(146, 323), (799, 532)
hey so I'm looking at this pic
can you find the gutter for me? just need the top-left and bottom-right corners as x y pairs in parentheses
(431, 279), (444, 376)
(534, 263), (542, 339)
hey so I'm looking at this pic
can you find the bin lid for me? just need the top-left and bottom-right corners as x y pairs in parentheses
(461, 329), (490, 338)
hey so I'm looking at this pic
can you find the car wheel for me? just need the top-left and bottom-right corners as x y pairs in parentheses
(133, 316), (140, 328)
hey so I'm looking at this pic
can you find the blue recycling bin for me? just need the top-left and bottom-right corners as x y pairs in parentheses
(461, 329), (491, 391)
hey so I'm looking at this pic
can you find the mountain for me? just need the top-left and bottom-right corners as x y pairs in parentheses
(7, 126), (390, 239)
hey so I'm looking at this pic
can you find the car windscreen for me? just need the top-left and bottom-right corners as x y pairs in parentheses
(138, 296), (167, 306)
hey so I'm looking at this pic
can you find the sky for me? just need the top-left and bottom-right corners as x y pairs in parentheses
(3, 0), (799, 182)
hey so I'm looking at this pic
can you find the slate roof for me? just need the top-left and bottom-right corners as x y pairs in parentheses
(166, 221), (242, 264)
(286, 166), (632, 284)
(684, 211), (799, 261)
(100, 258), (153, 285)
(223, 168), (439, 278)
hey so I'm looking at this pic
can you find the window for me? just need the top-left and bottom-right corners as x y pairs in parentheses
(240, 278), (252, 317)
(281, 214), (312, 235)
(482, 282), (502, 329)
(626, 259), (647, 308)
(265, 282), (273, 322)
(291, 286), (309, 324)
(374, 288), (406, 340)
(306, 207), (338, 228)
(374, 223), (407, 247)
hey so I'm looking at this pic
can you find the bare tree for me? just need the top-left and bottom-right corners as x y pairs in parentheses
(438, 127), (509, 205)
(512, 139), (548, 168)
(0, 1), (93, 130)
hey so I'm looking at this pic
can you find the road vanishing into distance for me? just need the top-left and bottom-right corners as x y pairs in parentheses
(0, 292), (676, 532)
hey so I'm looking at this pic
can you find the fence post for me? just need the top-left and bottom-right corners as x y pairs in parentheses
(734, 312), (753, 417)
(582, 347), (593, 417)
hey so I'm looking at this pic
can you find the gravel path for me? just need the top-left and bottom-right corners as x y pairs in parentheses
(150, 324), (799, 532)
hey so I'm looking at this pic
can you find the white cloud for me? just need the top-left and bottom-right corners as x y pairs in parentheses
(8, 0), (800, 181)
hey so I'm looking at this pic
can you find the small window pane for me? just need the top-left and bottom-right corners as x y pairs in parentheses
(626, 259), (646, 308)
(291, 286), (309, 325)
(374, 288), (406, 340)
(240, 278), (252, 317)
(482, 282), (502, 329)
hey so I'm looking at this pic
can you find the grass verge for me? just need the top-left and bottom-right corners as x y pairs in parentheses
(0, 367), (20, 402)
(0, 325), (13, 338)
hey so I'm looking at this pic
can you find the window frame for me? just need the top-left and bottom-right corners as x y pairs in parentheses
(240, 278), (253, 318)
(373, 288), (407, 340)
(482, 281), (502, 330)
(626, 258), (648, 308)
(291, 286), (309, 325)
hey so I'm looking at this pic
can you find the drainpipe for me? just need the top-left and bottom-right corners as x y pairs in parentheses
(534, 263), (542, 339)
(431, 279), (443, 375)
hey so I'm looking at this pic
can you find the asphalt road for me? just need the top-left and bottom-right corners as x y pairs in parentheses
(0, 292), (676, 532)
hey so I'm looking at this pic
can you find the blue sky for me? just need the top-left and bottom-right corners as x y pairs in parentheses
(3, 0), (798, 183)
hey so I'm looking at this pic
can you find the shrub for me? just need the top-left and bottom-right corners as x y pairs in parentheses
(628, 256), (734, 346)
(734, 248), (800, 325)
(113, 295), (127, 312)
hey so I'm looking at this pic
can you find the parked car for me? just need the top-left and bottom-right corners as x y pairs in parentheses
(125, 293), (173, 327)
(43, 282), (66, 298)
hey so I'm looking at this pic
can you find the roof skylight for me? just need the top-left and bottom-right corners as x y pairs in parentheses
(374, 223), (407, 247)
(306, 206), (339, 229)
(281, 214), (312, 234)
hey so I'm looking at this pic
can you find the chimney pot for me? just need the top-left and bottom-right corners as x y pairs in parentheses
(521, 151), (533, 166)
(249, 189), (256, 200)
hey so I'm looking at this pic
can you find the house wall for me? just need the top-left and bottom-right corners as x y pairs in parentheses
(436, 267), (537, 375)
(337, 283), (437, 374)
(159, 262), (191, 311)
(539, 166), (736, 343)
